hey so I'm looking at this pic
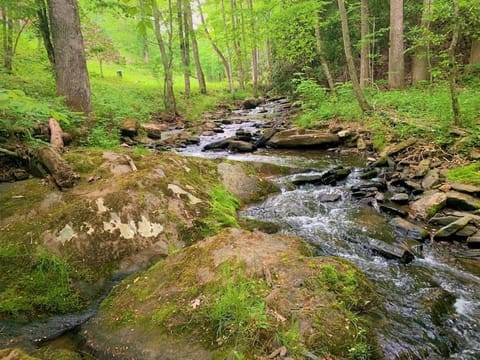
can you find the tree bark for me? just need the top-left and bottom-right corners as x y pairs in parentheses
(1, 8), (13, 73)
(47, 0), (92, 114)
(221, 0), (235, 93)
(230, 0), (245, 90)
(360, 0), (369, 87)
(36, 0), (55, 68)
(412, 0), (433, 84)
(388, 0), (405, 89)
(177, 0), (191, 97)
(247, 0), (258, 96)
(186, 0), (207, 94)
(470, 39), (480, 65)
(337, 0), (372, 112)
(449, 0), (461, 126)
(197, 0), (233, 92)
(314, 16), (335, 92)
(49, 118), (64, 152)
(152, 0), (177, 114)
(36, 147), (78, 189)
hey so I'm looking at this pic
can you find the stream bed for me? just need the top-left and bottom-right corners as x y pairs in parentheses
(178, 100), (480, 360)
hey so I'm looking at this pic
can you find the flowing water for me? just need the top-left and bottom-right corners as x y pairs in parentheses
(179, 100), (480, 360)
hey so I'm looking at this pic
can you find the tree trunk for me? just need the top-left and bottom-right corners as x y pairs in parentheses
(186, 0), (206, 94)
(470, 39), (480, 65)
(360, 0), (369, 87)
(197, 0), (233, 92)
(49, 118), (64, 152)
(412, 0), (433, 84)
(47, 0), (92, 114)
(449, 0), (461, 126)
(177, 0), (191, 97)
(230, 0), (245, 90)
(221, 0), (235, 93)
(138, 0), (150, 63)
(337, 0), (372, 112)
(152, 0), (177, 114)
(36, 0), (55, 68)
(2, 9), (13, 73)
(314, 16), (335, 92)
(388, 0), (405, 89)
(247, 0), (258, 96)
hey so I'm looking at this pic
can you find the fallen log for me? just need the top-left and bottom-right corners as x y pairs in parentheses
(35, 147), (79, 189)
(49, 118), (64, 152)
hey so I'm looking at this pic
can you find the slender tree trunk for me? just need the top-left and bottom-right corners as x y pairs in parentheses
(2, 9), (13, 73)
(138, 0), (150, 63)
(198, 0), (233, 93)
(360, 0), (369, 87)
(388, 0), (405, 89)
(337, 0), (372, 112)
(247, 0), (258, 96)
(470, 39), (480, 65)
(230, 0), (245, 90)
(47, 0), (92, 114)
(186, 0), (206, 94)
(221, 0), (235, 93)
(36, 0), (55, 68)
(177, 0), (190, 97)
(152, 0), (176, 113)
(99, 58), (104, 78)
(449, 0), (461, 125)
(412, 0), (433, 84)
(314, 16), (335, 92)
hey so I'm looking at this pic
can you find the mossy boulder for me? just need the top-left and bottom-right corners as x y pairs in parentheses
(0, 151), (276, 322)
(83, 228), (380, 359)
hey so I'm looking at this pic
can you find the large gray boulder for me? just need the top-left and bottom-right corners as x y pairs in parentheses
(267, 129), (340, 148)
(446, 191), (480, 211)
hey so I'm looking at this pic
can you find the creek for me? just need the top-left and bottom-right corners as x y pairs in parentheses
(178, 99), (480, 360)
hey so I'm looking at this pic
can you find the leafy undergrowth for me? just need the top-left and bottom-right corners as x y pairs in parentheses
(88, 229), (380, 359)
(293, 79), (480, 152)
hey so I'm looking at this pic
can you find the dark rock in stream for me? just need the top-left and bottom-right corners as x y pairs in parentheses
(368, 239), (415, 264)
(267, 129), (340, 149)
(379, 203), (408, 217)
(291, 167), (351, 186)
(390, 193), (410, 204)
(466, 233), (480, 248)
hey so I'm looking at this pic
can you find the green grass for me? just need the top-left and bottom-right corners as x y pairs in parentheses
(446, 163), (480, 185)
(199, 186), (240, 237)
(0, 246), (81, 320)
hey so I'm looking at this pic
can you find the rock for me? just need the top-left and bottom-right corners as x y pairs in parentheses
(360, 168), (379, 180)
(368, 239), (415, 264)
(390, 193), (409, 204)
(202, 138), (231, 151)
(319, 192), (342, 202)
(291, 167), (351, 186)
(466, 233), (480, 248)
(13, 169), (29, 181)
(421, 169), (441, 190)
(380, 139), (416, 157)
(218, 162), (278, 202)
(404, 180), (423, 193)
(337, 129), (352, 138)
(357, 136), (367, 150)
(242, 97), (264, 109)
(141, 123), (168, 139)
(255, 128), (278, 148)
(267, 129), (340, 148)
(429, 214), (461, 226)
(455, 225), (478, 237)
(434, 216), (472, 240)
(449, 182), (480, 196)
(469, 148), (480, 160)
(120, 119), (139, 137)
(84, 228), (379, 359)
(446, 191), (480, 211)
(410, 192), (447, 220)
(0, 349), (39, 359)
(379, 203), (408, 217)
(413, 159), (431, 178)
(227, 140), (256, 153)
(390, 217), (429, 241)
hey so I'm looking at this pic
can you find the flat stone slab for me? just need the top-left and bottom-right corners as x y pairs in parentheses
(446, 191), (480, 211)
(390, 217), (429, 240)
(467, 233), (480, 248)
(380, 139), (416, 157)
(450, 182), (480, 195)
(434, 216), (472, 240)
(267, 129), (340, 148)
(421, 169), (441, 190)
(390, 193), (410, 204)
(368, 239), (415, 264)
(410, 192), (447, 220)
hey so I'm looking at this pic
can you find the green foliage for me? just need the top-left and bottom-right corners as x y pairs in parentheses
(275, 321), (305, 356)
(200, 186), (240, 236)
(200, 264), (270, 349)
(446, 163), (480, 185)
(0, 246), (81, 320)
